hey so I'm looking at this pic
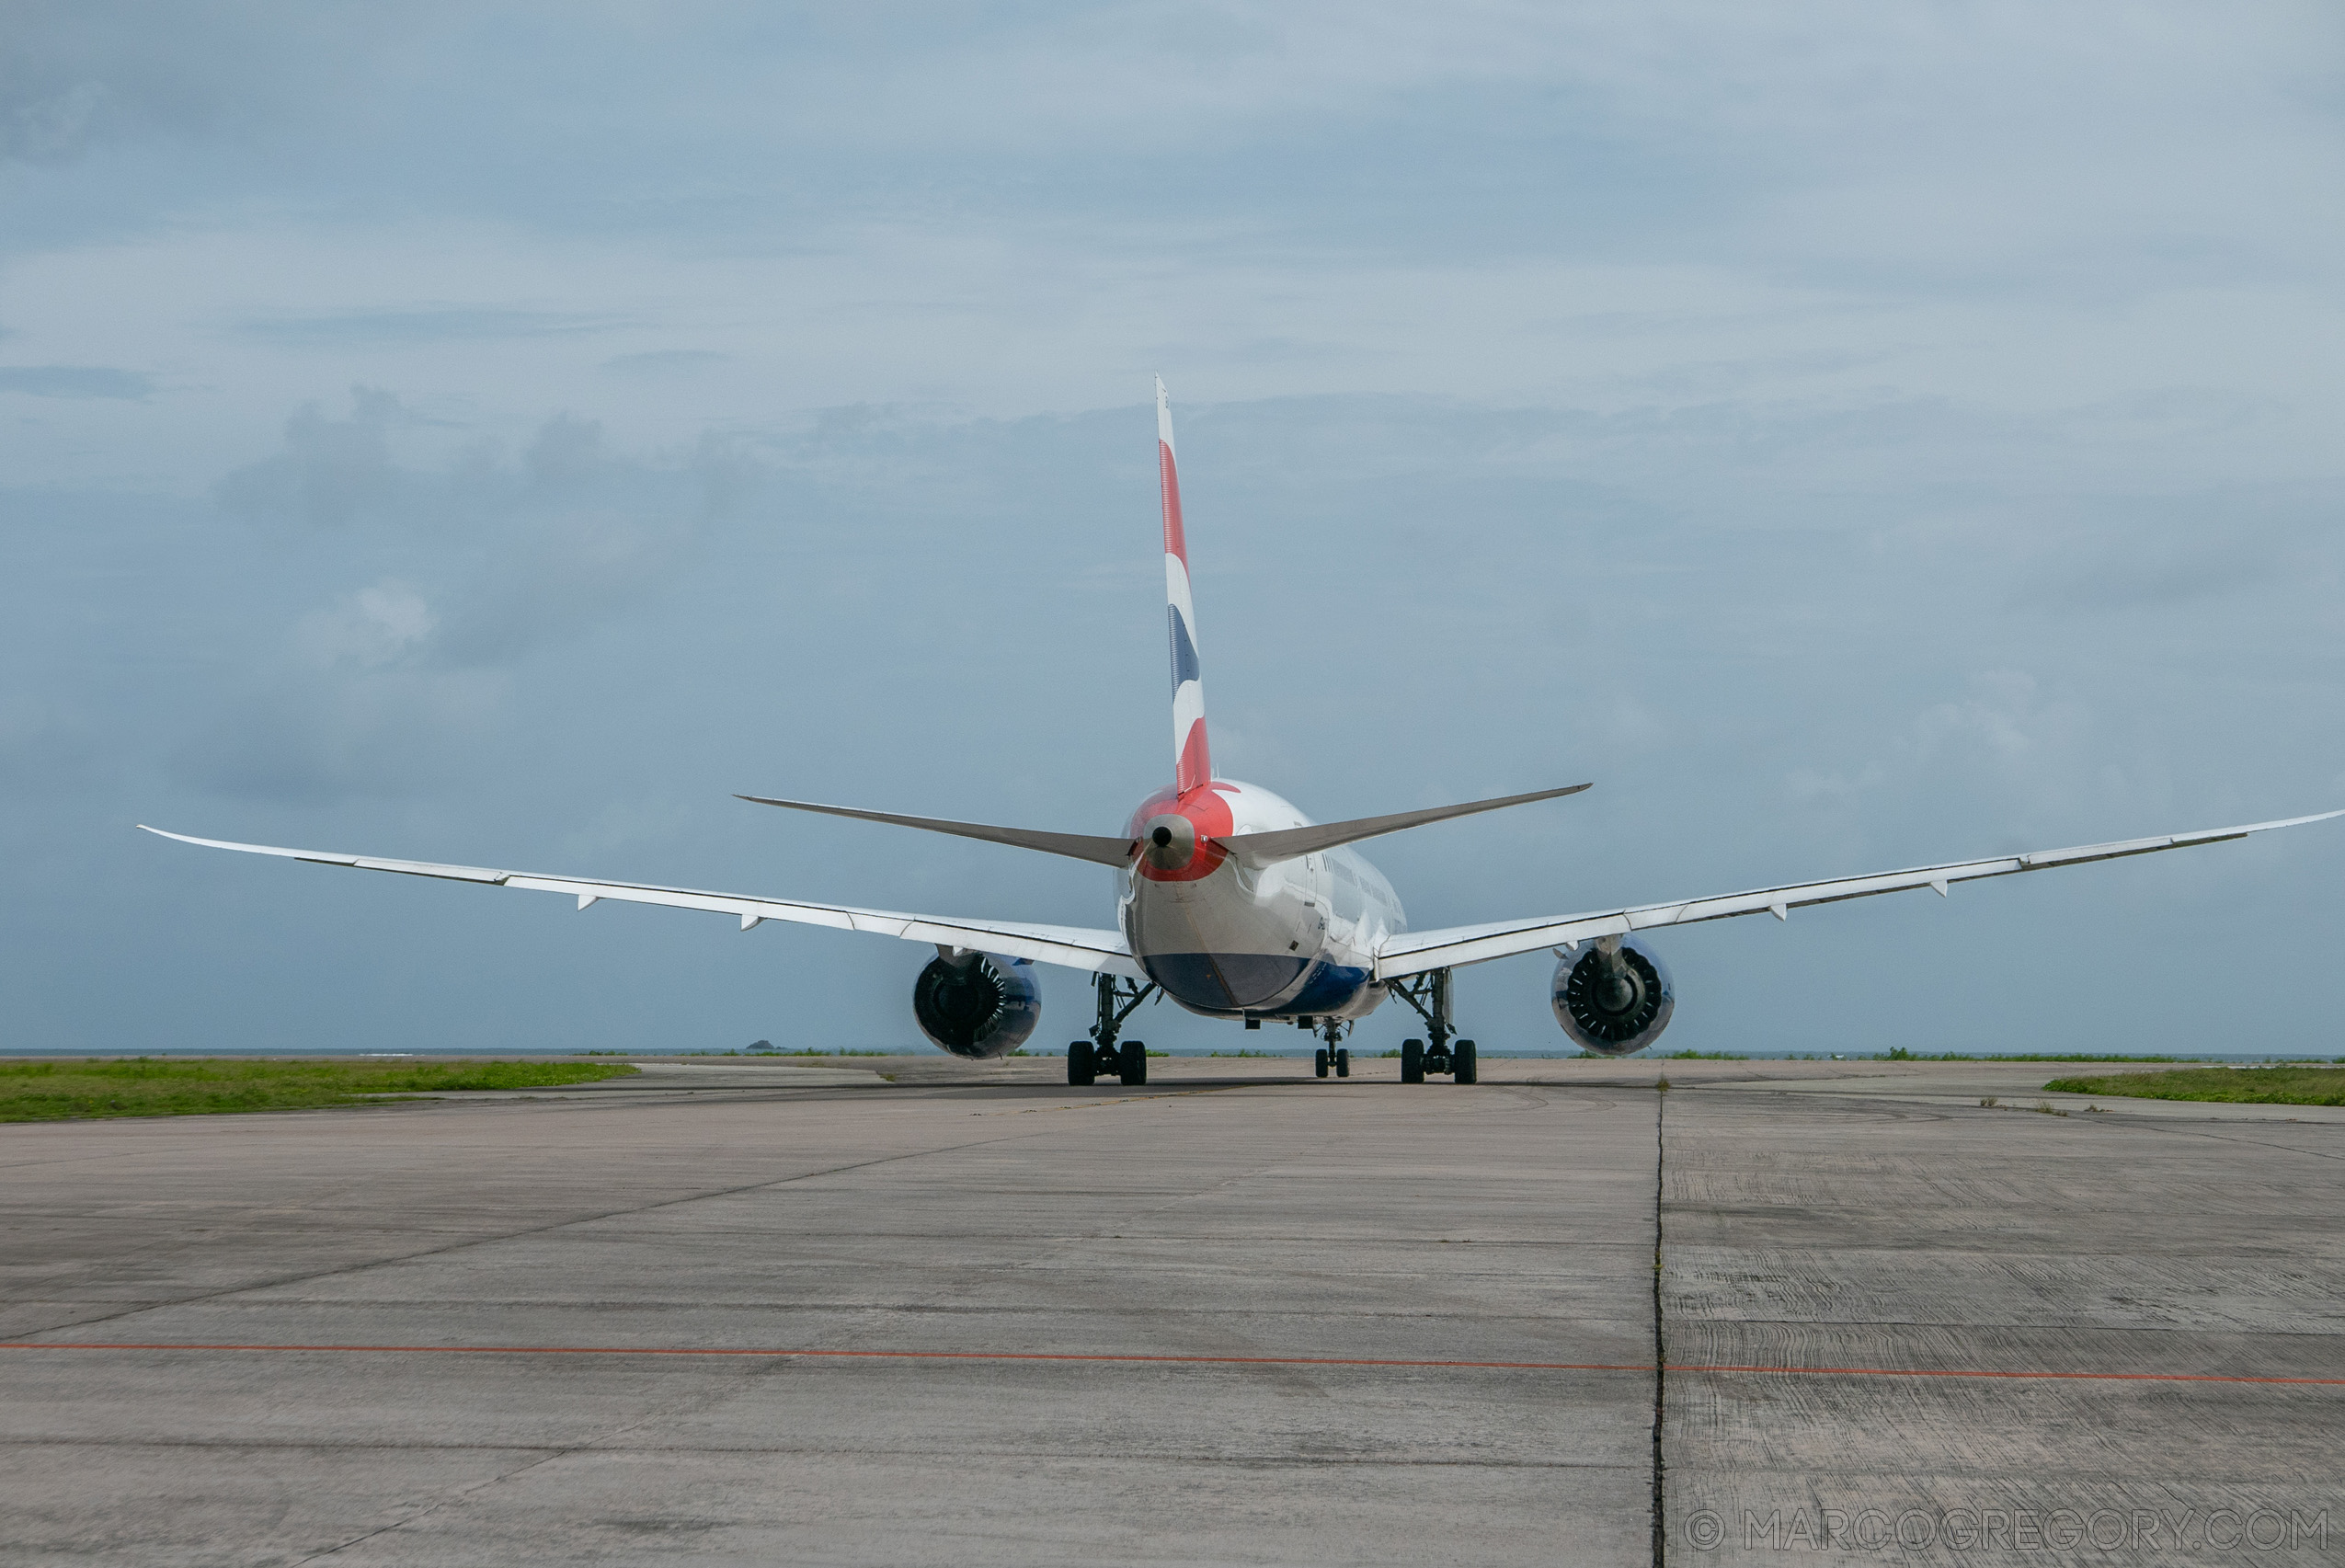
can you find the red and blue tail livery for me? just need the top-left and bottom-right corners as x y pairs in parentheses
(143, 378), (2345, 1082)
(1159, 374), (1211, 798)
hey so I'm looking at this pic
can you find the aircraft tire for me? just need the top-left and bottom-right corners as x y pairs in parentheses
(1335, 1047), (1350, 1078)
(1069, 1041), (1094, 1086)
(1120, 1042), (1148, 1086)
(1454, 1039), (1478, 1084)
(1314, 1047), (1329, 1078)
(1401, 1039), (1424, 1083)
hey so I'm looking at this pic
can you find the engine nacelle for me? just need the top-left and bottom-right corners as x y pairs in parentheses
(1551, 937), (1676, 1056)
(912, 951), (1042, 1059)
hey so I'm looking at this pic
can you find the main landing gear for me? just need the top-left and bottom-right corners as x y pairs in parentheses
(1070, 972), (1157, 1087)
(1310, 1015), (1351, 1080)
(1388, 968), (1478, 1084)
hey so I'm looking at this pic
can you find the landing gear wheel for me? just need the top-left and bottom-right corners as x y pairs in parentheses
(1454, 1039), (1478, 1084)
(1069, 1040), (1094, 1086)
(1401, 1038), (1425, 1084)
(1314, 1047), (1330, 1079)
(1335, 1047), (1351, 1078)
(1119, 1041), (1148, 1086)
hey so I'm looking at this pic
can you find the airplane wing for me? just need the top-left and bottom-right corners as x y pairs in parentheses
(1374, 808), (2345, 980)
(140, 826), (1144, 979)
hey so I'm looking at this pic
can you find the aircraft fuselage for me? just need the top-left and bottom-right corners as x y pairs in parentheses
(1119, 779), (1403, 1021)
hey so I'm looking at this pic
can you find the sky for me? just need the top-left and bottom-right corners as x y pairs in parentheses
(4, 1), (2341, 1059)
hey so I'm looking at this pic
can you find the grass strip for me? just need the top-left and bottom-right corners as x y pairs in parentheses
(0, 1058), (639, 1122)
(2043, 1064), (2345, 1105)
(1881, 1050), (2219, 1062)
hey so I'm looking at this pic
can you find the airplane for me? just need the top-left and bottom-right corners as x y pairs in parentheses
(146, 378), (2340, 1087)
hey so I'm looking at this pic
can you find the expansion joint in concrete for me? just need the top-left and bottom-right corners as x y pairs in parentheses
(1651, 1080), (1667, 1568)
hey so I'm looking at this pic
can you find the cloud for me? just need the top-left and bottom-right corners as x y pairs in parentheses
(0, 4), (417, 168)
(179, 578), (475, 802)
(13, 3), (2334, 283)
(2, 76), (110, 165)
(1782, 671), (2097, 829)
(213, 387), (413, 529)
(1, 3), (292, 165)
(293, 582), (435, 670)
(429, 414), (736, 667)
(0, 365), (153, 398)
(172, 647), (507, 804)
(601, 350), (730, 377)
(182, 398), (754, 801)
(235, 307), (635, 347)
(173, 573), (498, 803)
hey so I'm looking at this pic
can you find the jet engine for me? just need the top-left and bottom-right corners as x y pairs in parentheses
(912, 951), (1042, 1059)
(1551, 937), (1676, 1056)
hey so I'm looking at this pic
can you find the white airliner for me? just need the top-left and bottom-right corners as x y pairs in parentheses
(148, 379), (2339, 1086)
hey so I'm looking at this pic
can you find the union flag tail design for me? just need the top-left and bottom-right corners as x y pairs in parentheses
(1158, 375), (1212, 795)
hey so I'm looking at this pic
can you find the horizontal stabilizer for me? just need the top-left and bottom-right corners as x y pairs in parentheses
(738, 784), (1594, 869)
(735, 795), (1136, 867)
(1219, 783), (1592, 865)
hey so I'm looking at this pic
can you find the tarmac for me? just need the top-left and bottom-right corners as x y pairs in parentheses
(2, 1056), (2339, 1565)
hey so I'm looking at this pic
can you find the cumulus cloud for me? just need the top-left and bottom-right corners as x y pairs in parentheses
(293, 582), (436, 670)
(181, 398), (753, 801)
(176, 578), (479, 801)
(213, 387), (414, 530)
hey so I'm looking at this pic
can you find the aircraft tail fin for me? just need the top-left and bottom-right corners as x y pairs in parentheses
(1158, 375), (1211, 795)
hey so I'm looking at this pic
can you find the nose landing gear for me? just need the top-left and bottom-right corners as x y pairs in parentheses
(1390, 969), (1478, 1083)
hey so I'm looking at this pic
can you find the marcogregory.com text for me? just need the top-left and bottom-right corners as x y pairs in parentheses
(1681, 1505), (2328, 1553)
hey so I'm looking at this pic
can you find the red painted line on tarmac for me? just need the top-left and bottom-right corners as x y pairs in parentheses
(0, 1343), (2339, 1385)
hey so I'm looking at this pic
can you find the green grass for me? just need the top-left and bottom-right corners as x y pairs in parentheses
(676, 1048), (893, 1057)
(0, 1058), (639, 1122)
(1882, 1049), (2211, 1062)
(2042, 1064), (2345, 1105)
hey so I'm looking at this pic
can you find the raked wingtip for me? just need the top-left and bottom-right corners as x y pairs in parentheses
(2255, 807), (2345, 832)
